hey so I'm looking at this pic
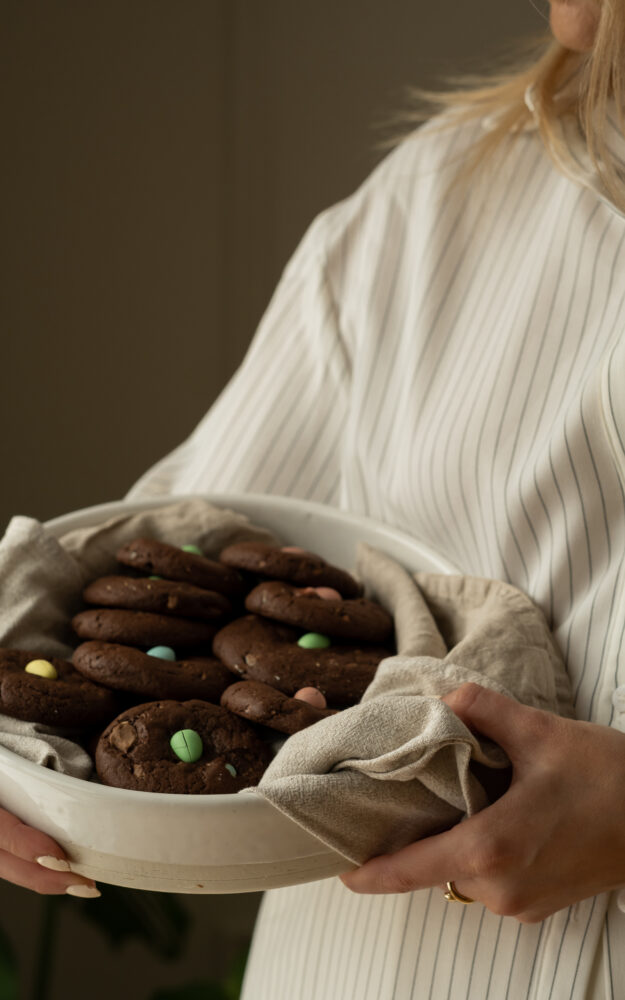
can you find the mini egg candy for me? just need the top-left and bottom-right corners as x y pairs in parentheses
(146, 645), (176, 661)
(181, 544), (203, 556)
(315, 586), (342, 600)
(299, 586), (342, 601)
(24, 659), (58, 680)
(294, 686), (327, 709)
(297, 632), (331, 650)
(170, 729), (203, 763)
(281, 546), (307, 554)
(224, 763), (237, 777)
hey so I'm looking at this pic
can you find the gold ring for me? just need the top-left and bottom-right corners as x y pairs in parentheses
(443, 881), (474, 904)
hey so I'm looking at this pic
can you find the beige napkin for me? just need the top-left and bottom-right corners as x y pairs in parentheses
(0, 712), (93, 778)
(254, 543), (575, 865)
(0, 497), (276, 771)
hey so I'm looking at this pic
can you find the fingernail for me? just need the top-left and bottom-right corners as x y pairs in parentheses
(65, 884), (101, 899)
(37, 855), (71, 872)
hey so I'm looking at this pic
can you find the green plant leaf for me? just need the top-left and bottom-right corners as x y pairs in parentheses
(221, 947), (249, 1000)
(72, 885), (190, 959)
(0, 923), (18, 1000)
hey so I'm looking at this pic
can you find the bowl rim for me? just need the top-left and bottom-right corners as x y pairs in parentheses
(0, 491), (458, 807)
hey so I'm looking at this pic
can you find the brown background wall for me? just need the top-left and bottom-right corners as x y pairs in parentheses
(1, 2), (542, 997)
(1, 0), (542, 532)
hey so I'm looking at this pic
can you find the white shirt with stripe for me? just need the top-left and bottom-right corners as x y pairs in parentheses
(128, 101), (625, 999)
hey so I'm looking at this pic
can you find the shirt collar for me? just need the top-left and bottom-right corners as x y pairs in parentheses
(522, 78), (625, 215)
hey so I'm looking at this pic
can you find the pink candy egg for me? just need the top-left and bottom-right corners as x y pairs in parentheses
(314, 586), (342, 601)
(297, 586), (342, 600)
(281, 546), (307, 554)
(293, 687), (327, 709)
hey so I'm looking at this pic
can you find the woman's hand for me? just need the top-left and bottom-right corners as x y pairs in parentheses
(340, 682), (625, 922)
(0, 807), (99, 897)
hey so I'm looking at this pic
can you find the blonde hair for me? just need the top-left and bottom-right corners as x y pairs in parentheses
(397, 3), (625, 212)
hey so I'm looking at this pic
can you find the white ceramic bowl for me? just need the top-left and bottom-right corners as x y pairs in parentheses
(0, 494), (456, 893)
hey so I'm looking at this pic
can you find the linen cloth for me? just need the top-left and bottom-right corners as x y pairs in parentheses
(255, 543), (574, 864)
(0, 713), (93, 778)
(0, 496), (275, 770)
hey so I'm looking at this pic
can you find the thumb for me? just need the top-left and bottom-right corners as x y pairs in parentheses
(441, 682), (550, 762)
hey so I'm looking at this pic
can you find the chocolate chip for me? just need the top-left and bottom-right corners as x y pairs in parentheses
(110, 721), (137, 752)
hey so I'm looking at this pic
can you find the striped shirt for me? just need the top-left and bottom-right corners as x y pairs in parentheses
(128, 101), (625, 998)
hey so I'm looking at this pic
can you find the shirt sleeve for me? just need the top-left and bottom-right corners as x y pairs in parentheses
(125, 211), (352, 506)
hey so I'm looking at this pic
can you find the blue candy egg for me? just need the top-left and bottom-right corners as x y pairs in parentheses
(146, 645), (176, 661)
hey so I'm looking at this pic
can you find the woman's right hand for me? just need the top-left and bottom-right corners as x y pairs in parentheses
(0, 807), (100, 897)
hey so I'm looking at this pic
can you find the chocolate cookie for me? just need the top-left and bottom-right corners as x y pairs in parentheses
(73, 641), (233, 702)
(96, 699), (273, 793)
(218, 541), (362, 598)
(72, 608), (217, 648)
(83, 576), (231, 621)
(213, 615), (391, 707)
(245, 581), (394, 643)
(116, 538), (245, 599)
(0, 648), (118, 728)
(220, 680), (337, 735)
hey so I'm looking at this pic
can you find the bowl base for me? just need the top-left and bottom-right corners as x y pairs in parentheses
(67, 845), (354, 894)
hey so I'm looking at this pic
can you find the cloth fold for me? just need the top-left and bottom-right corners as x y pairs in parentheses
(254, 543), (575, 865)
(0, 712), (93, 778)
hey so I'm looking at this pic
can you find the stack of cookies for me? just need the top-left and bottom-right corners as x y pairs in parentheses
(0, 537), (395, 795)
(215, 541), (394, 724)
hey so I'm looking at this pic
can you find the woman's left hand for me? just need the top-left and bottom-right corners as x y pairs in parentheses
(340, 682), (625, 922)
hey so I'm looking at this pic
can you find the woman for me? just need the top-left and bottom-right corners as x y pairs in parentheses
(4, 0), (625, 994)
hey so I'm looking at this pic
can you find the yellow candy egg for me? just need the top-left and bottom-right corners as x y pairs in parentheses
(24, 659), (58, 680)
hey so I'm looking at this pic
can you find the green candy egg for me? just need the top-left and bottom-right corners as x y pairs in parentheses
(297, 632), (331, 650)
(170, 729), (203, 763)
(224, 763), (237, 777)
(181, 544), (203, 556)
(146, 645), (176, 661)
